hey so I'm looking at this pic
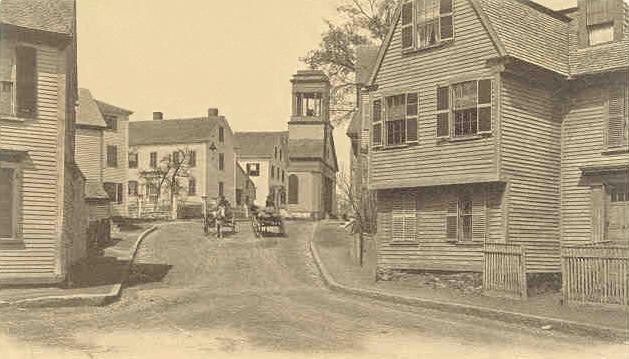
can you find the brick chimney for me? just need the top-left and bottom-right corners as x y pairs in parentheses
(208, 108), (219, 117)
(153, 111), (163, 120)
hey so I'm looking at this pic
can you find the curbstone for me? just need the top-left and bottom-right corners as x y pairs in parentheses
(308, 223), (628, 342)
(3, 225), (159, 309)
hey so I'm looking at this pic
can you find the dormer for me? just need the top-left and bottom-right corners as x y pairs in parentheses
(577, 0), (626, 47)
(290, 70), (330, 123)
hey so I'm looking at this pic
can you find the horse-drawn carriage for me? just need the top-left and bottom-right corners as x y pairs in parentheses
(250, 206), (285, 238)
(202, 200), (238, 239)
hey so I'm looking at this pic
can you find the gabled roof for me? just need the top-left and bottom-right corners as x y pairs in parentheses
(95, 100), (133, 116)
(355, 46), (380, 85)
(77, 88), (107, 128)
(234, 131), (288, 158)
(84, 180), (110, 200)
(129, 117), (218, 146)
(346, 106), (362, 138)
(0, 0), (74, 35)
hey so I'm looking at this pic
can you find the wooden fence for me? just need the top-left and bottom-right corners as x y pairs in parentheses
(561, 246), (629, 306)
(483, 243), (527, 298)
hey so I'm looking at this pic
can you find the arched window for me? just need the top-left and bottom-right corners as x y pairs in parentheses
(288, 174), (299, 204)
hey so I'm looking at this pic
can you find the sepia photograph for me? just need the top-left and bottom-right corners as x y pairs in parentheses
(0, 0), (627, 357)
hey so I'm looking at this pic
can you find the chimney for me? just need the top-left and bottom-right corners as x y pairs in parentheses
(207, 108), (219, 117)
(153, 112), (163, 120)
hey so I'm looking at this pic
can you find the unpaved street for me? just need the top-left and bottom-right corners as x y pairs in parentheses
(0, 221), (624, 358)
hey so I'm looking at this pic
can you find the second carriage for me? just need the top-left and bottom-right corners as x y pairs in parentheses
(250, 206), (285, 237)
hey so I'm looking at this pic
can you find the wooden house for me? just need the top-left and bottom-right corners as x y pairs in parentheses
(364, 0), (628, 294)
(287, 70), (339, 219)
(234, 131), (288, 208)
(0, 0), (88, 285)
(235, 163), (256, 211)
(128, 109), (237, 218)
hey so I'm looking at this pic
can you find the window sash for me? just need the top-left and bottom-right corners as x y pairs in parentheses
(383, 93), (419, 146)
(218, 153), (225, 170)
(15, 46), (37, 118)
(107, 146), (118, 167)
(128, 153), (138, 168)
(437, 80), (492, 138)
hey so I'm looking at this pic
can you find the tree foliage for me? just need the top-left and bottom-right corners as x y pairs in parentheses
(301, 0), (396, 124)
(139, 147), (194, 205)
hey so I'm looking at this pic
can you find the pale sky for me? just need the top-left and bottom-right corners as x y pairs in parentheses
(76, 0), (576, 170)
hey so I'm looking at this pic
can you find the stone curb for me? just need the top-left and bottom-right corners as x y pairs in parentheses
(0, 225), (159, 309)
(308, 223), (628, 342)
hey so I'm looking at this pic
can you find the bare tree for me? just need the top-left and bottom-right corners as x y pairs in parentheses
(337, 169), (377, 266)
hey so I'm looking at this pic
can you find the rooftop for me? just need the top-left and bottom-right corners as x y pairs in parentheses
(129, 117), (221, 147)
(0, 0), (74, 35)
(234, 131), (288, 158)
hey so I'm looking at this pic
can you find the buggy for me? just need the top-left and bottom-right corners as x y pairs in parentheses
(250, 206), (285, 237)
(203, 203), (238, 239)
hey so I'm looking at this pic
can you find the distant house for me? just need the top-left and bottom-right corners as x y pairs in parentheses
(76, 88), (111, 247)
(365, 0), (628, 287)
(97, 98), (133, 218)
(235, 163), (256, 210)
(235, 131), (288, 208)
(287, 70), (339, 219)
(128, 109), (237, 217)
(0, 0), (88, 285)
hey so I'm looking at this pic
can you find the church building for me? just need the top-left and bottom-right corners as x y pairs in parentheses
(286, 70), (338, 219)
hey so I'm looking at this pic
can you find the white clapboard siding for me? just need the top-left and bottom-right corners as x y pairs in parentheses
(369, 0), (499, 188)
(501, 74), (562, 272)
(75, 128), (103, 181)
(103, 116), (128, 216)
(0, 44), (62, 278)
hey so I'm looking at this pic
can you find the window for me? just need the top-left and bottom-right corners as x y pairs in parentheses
(0, 167), (19, 238)
(390, 191), (417, 242)
(128, 181), (138, 196)
(274, 146), (278, 159)
(188, 150), (196, 167)
(106, 145), (118, 167)
(586, 0), (614, 45)
(382, 93), (418, 146)
(246, 163), (260, 176)
(219, 126), (224, 143)
(279, 149), (283, 161)
(606, 86), (628, 149)
(401, 0), (453, 52)
(104, 182), (123, 204)
(610, 188), (628, 203)
(15, 46), (37, 118)
(104, 115), (117, 131)
(128, 152), (138, 168)
(437, 79), (492, 139)
(172, 151), (180, 164)
(446, 190), (485, 242)
(282, 170), (285, 182)
(188, 178), (196, 196)
(271, 165), (275, 179)
(295, 92), (322, 117)
(372, 99), (383, 146)
(150, 152), (157, 168)
(218, 153), (224, 171)
(218, 181), (224, 196)
(288, 174), (299, 204)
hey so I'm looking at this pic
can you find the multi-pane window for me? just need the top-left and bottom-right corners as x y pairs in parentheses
(437, 79), (492, 138)
(188, 150), (197, 167)
(104, 182), (123, 204)
(274, 146), (278, 159)
(246, 163), (260, 176)
(586, 0), (614, 45)
(188, 178), (196, 196)
(106, 145), (118, 167)
(150, 152), (157, 168)
(446, 190), (485, 242)
(218, 181), (224, 196)
(270, 165), (275, 179)
(380, 93), (419, 147)
(15, 46), (37, 118)
(219, 126), (224, 143)
(218, 153), (224, 171)
(128, 152), (138, 168)
(128, 181), (138, 196)
(295, 92), (322, 117)
(606, 86), (628, 149)
(104, 115), (117, 131)
(401, 0), (454, 51)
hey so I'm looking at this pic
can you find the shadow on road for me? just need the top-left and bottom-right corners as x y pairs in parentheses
(70, 256), (130, 288)
(126, 263), (173, 288)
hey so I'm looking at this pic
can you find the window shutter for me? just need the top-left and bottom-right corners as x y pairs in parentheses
(403, 193), (417, 241)
(372, 99), (383, 146)
(401, 1), (414, 50)
(16, 46), (37, 118)
(472, 189), (486, 242)
(361, 102), (370, 153)
(436, 86), (450, 138)
(406, 93), (418, 142)
(587, 0), (612, 25)
(446, 199), (458, 240)
(439, 0), (454, 40)
(391, 194), (405, 241)
(606, 86), (627, 148)
(478, 79), (492, 134)
(117, 183), (123, 203)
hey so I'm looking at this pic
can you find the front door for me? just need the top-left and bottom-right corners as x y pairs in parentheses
(607, 183), (629, 243)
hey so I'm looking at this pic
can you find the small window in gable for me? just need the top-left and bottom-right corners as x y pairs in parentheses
(402, 0), (453, 52)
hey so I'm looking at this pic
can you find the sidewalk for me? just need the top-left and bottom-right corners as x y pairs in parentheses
(0, 222), (157, 308)
(311, 221), (628, 340)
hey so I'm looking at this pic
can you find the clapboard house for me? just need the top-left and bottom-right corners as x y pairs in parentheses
(0, 0), (88, 285)
(365, 0), (628, 292)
